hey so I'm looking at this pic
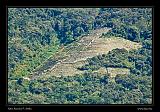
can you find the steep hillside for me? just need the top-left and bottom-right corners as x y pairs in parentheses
(29, 28), (142, 80)
(8, 8), (152, 104)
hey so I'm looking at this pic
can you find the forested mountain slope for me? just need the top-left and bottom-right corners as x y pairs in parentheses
(8, 8), (152, 104)
(28, 28), (142, 80)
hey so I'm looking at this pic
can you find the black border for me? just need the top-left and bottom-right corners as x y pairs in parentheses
(5, 0), (157, 7)
(1, 0), (159, 112)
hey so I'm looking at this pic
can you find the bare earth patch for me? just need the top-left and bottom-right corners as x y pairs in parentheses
(93, 67), (108, 75)
(30, 28), (142, 79)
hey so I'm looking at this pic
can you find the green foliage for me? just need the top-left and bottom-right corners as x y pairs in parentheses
(8, 8), (152, 104)
(102, 8), (152, 42)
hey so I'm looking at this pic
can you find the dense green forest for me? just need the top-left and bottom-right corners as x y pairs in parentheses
(8, 8), (152, 104)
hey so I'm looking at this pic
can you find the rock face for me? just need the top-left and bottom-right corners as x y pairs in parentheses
(30, 27), (142, 79)
(107, 67), (130, 78)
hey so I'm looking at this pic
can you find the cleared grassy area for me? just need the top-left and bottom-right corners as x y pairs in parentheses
(30, 28), (142, 79)
(87, 37), (142, 54)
